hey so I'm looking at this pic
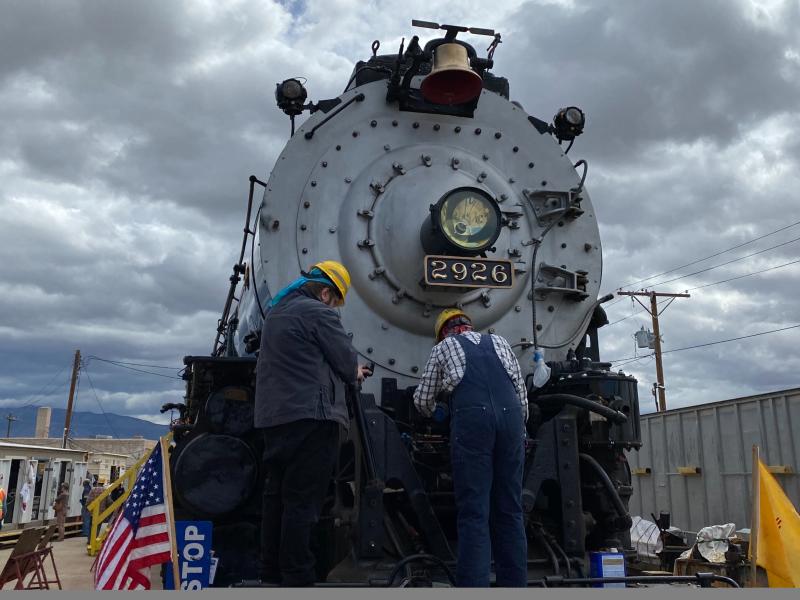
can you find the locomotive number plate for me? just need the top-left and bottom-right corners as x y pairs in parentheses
(424, 255), (514, 289)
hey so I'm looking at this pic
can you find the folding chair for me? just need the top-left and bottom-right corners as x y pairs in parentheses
(0, 527), (46, 590)
(29, 524), (62, 590)
(36, 524), (58, 551)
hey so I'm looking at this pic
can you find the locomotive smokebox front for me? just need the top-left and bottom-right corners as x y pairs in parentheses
(235, 58), (602, 401)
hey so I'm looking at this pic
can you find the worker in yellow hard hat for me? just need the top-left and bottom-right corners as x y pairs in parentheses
(414, 308), (529, 587)
(268, 260), (351, 308)
(255, 259), (370, 586)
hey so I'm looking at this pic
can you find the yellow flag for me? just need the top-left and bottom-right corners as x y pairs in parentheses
(756, 459), (800, 587)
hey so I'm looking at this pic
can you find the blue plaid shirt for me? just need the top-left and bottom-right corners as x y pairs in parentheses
(413, 331), (528, 421)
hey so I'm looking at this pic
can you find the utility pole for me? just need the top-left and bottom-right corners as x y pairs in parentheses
(616, 290), (690, 412)
(5, 414), (17, 437)
(62, 349), (81, 448)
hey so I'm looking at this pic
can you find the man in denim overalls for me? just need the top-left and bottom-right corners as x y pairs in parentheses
(413, 309), (528, 587)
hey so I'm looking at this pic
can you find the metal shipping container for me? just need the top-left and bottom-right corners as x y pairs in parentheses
(628, 387), (800, 533)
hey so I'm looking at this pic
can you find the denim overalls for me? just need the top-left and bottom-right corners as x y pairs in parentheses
(450, 334), (527, 587)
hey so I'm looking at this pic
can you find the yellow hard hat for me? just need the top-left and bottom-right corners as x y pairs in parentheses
(312, 260), (351, 304)
(434, 308), (469, 341)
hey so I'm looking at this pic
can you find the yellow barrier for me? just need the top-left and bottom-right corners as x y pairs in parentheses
(86, 446), (155, 556)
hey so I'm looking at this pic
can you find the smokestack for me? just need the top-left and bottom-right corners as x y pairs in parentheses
(35, 407), (52, 438)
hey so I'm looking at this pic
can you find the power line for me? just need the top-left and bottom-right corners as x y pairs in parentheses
(683, 257), (800, 292)
(613, 355), (655, 369)
(85, 356), (182, 380)
(644, 235), (800, 288)
(662, 324), (800, 355)
(4, 365), (70, 409)
(82, 364), (120, 440)
(606, 298), (669, 326)
(604, 257), (800, 326)
(86, 356), (180, 371)
(607, 324), (800, 363)
(606, 218), (800, 292)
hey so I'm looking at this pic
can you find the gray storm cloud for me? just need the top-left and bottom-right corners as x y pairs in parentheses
(1, 0), (798, 424)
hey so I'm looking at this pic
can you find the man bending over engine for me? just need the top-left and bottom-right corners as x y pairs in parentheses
(413, 309), (528, 587)
(255, 260), (371, 586)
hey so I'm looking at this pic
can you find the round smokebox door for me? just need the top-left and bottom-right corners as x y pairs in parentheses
(173, 433), (258, 516)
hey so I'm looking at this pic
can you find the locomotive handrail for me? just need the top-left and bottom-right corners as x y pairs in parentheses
(212, 175), (267, 354)
(86, 448), (153, 556)
(348, 384), (379, 481)
(303, 93), (365, 140)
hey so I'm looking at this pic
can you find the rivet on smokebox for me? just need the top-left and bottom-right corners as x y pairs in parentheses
(302, 248), (308, 254)
(388, 358), (396, 365)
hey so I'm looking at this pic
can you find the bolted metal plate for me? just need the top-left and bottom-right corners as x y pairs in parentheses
(239, 81), (603, 395)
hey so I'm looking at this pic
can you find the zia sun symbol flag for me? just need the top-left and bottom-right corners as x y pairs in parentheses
(755, 458), (800, 588)
(94, 440), (176, 590)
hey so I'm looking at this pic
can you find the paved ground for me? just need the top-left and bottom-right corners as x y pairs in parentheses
(0, 535), (163, 590)
(0, 535), (93, 590)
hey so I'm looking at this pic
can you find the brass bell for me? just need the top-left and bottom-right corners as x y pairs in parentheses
(421, 43), (483, 105)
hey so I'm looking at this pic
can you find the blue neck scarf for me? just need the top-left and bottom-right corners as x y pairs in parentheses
(267, 268), (334, 308)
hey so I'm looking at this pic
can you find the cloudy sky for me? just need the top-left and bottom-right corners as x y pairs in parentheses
(1, 0), (798, 427)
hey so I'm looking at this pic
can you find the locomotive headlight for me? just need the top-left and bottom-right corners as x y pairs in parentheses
(275, 78), (308, 116)
(552, 106), (585, 141)
(433, 188), (502, 253)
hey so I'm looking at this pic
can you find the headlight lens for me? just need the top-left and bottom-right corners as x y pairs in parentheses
(436, 188), (501, 252)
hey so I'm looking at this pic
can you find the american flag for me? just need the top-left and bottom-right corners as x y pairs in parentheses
(94, 441), (174, 590)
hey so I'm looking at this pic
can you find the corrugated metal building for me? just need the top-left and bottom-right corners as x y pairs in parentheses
(628, 387), (800, 533)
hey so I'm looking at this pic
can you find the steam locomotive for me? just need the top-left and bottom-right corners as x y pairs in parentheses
(166, 20), (641, 587)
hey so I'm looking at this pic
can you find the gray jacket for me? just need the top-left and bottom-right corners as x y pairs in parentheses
(254, 287), (358, 429)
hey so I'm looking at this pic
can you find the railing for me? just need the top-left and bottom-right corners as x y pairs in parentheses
(85, 447), (155, 556)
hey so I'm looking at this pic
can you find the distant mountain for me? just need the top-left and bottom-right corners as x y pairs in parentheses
(4, 406), (168, 440)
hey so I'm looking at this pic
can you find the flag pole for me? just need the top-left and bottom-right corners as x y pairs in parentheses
(160, 434), (181, 590)
(750, 444), (760, 587)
